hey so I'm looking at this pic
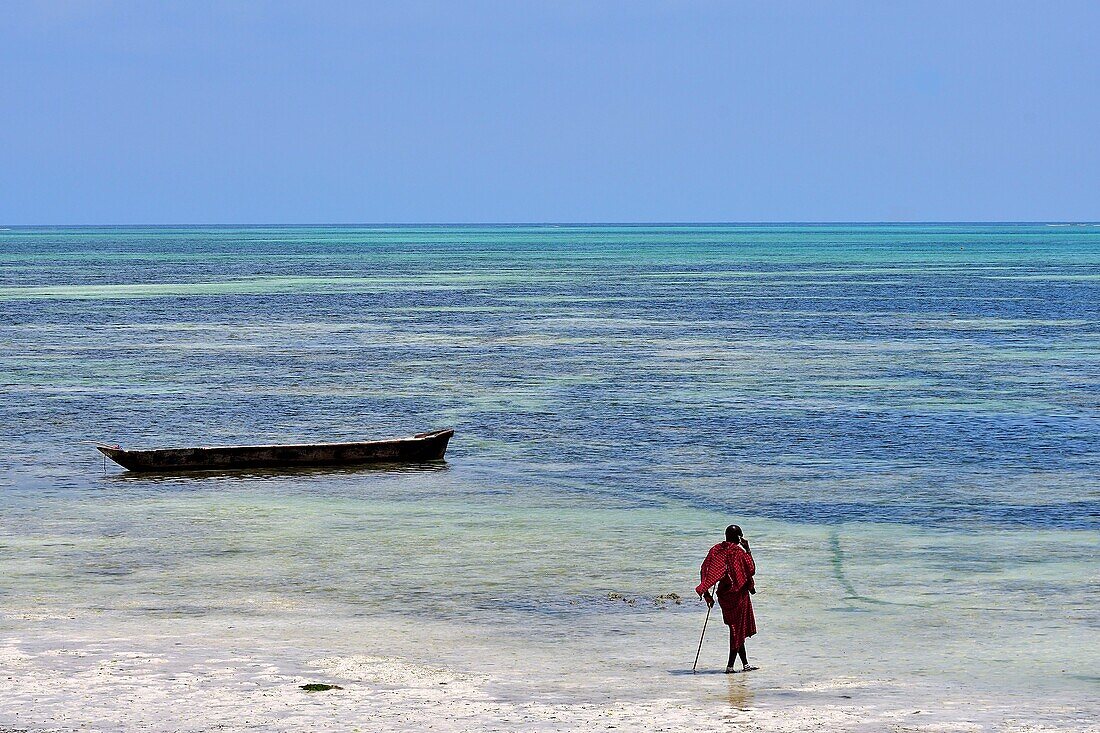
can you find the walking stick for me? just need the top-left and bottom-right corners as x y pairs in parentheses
(692, 588), (714, 674)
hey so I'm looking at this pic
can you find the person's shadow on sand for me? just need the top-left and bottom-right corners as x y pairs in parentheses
(666, 669), (756, 709)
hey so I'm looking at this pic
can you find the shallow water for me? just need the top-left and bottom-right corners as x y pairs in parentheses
(1, 225), (1098, 724)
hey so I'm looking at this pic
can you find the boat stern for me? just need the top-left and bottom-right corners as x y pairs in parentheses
(415, 428), (454, 460)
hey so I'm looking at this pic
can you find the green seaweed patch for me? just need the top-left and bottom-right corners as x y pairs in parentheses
(605, 592), (638, 605)
(606, 591), (683, 607)
(300, 683), (344, 692)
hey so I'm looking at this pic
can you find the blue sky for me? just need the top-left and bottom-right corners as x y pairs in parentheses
(2, 1), (1097, 224)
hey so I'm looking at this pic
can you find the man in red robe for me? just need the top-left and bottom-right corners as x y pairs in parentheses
(695, 524), (758, 673)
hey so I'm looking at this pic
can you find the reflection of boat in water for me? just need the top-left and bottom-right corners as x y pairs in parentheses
(95, 429), (454, 472)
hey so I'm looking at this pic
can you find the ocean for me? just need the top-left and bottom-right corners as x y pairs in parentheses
(1, 224), (1097, 729)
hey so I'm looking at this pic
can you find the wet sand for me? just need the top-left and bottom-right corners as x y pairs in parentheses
(3, 618), (1096, 733)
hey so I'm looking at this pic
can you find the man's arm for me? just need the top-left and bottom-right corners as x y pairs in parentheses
(740, 538), (756, 594)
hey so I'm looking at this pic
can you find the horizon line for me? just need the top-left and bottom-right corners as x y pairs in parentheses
(3, 220), (1100, 228)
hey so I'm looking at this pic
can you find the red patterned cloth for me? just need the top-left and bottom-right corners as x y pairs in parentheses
(695, 541), (757, 647)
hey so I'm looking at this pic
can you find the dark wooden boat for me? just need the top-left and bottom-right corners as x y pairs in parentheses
(95, 429), (454, 472)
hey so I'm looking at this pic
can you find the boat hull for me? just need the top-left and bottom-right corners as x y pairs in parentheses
(96, 429), (453, 472)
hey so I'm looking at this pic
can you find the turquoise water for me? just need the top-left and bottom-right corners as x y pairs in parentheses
(1, 225), (1098, 718)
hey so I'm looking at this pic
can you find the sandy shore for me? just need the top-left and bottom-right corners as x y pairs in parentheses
(2, 626), (1097, 733)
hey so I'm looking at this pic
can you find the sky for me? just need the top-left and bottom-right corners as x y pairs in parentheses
(1, 1), (1098, 224)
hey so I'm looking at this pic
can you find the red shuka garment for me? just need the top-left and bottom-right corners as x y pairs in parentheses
(695, 541), (757, 648)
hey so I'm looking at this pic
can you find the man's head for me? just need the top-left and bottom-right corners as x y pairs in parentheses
(725, 524), (742, 543)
